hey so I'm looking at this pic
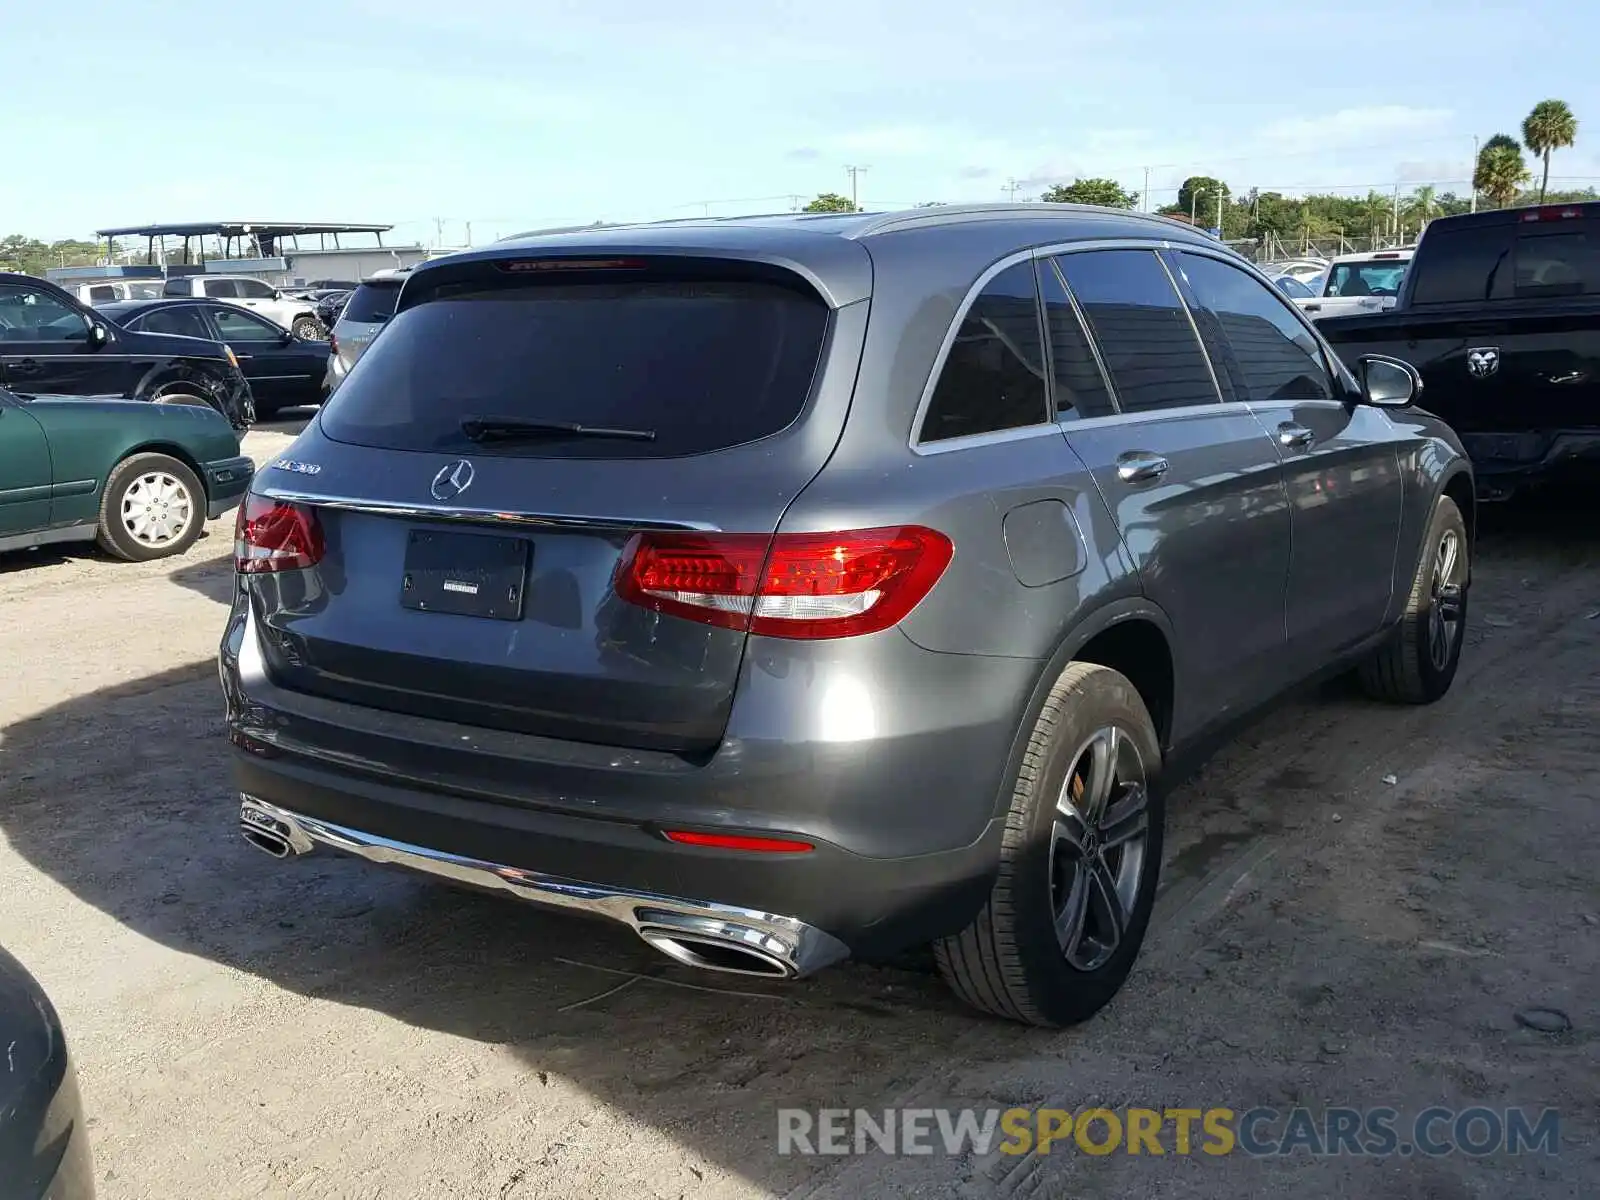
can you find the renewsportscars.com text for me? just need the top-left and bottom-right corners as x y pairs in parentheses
(777, 1106), (1560, 1158)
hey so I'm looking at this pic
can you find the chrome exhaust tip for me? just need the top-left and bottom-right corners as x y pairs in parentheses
(241, 827), (292, 859)
(239, 795), (314, 858)
(639, 929), (795, 978)
(635, 910), (803, 979)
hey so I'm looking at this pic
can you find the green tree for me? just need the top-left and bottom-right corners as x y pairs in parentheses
(1522, 99), (1579, 202)
(1474, 134), (1532, 208)
(1174, 175), (1229, 223)
(802, 192), (857, 213)
(1039, 178), (1138, 209)
(1405, 185), (1438, 229)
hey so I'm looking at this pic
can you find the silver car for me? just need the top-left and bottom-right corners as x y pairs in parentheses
(222, 205), (1474, 1027)
(322, 271), (407, 391)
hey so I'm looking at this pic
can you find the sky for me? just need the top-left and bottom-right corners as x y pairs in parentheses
(7, 0), (1596, 247)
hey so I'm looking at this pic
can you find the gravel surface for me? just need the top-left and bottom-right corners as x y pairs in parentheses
(1, 414), (1595, 1198)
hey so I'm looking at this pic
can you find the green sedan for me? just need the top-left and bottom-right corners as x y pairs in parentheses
(0, 387), (254, 561)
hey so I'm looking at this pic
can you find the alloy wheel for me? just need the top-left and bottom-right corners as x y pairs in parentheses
(1428, 528), (1466, 670)
(1050, 725), (1151, 972)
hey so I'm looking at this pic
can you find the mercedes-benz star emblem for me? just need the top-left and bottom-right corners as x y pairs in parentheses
(431, 459), (475, 502)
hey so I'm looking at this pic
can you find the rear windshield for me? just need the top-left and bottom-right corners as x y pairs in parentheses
(1409, 220), (1596, 304)
(340, 281), (403, 324)
(319, 278), (829, 458)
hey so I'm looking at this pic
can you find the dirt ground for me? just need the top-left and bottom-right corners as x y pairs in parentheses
(1, 412), (1596, 1199)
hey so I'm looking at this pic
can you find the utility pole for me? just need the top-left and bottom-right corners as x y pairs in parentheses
(433, 217), (445, 248)
(1003, 177), (1023, 202)
(1142, 166), (1150, 213)
(1392, 183), (1401, 243)
(465, 221), (472, 247)
(845, 165), (869, 212)
(1471, 136), (1480, 213)
(1216, 187), (1224, 238)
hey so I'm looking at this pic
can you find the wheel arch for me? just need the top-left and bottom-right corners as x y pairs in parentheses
(1440, 467), (1475, 582)
(986, 598), (1179, 822)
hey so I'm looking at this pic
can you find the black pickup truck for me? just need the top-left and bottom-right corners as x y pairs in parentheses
(1318, 203), (1600, 498)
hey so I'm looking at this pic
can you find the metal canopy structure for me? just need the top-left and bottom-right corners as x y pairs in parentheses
(93, 221), (396, 265)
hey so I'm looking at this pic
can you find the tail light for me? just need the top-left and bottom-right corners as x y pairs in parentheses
(235, 494), (324, 573)
(615, 526), (953, 640)
(328, 333), (339, 356)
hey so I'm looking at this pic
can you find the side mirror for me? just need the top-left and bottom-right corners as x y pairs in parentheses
(1356, 354), (1420, 408)
(273, 288), (284, 300)
(280, 329), (295, 346)
(88, 323), (109, 348)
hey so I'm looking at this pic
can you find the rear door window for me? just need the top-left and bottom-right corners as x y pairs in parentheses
(1054, 249), (1221, 413)
(1037, 260), (1114, 420)
(340, 282), (402, 324)
(134, 305), (213, 339)
(321, 275), (830, 459)
(918, 261), (1049, 442)
(203, 279), (240, 298)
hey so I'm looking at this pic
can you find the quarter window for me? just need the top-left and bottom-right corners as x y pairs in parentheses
(1054, 250), (1220, 413)
(919, 261), (1049, 443)
(1175, 253), (1334, 403)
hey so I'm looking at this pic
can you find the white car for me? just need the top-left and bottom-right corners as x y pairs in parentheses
(1297, 250), (1413, 321)
(160, 274), (325, 340)
(1261, 257), (1329, 284)
(75, 280), (167, 304)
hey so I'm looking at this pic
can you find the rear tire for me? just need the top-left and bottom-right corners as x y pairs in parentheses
(935, 662), (1164, 1027)
(96, 453), (206, 562)
(1358, 495), (1468, 705)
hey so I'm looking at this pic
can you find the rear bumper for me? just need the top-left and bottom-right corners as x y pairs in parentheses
(219, 600), (1031, 958)
(1458, 429), (1600, 496)
(203, 455), (254, 520)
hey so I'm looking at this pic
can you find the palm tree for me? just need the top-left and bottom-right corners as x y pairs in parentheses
(1522, 100), (1579, 202)
(1474, 135), (1531, 208)
(1405, 185), (1438, 232)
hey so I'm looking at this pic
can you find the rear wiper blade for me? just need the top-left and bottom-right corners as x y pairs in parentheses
(459, 416), (657, 443)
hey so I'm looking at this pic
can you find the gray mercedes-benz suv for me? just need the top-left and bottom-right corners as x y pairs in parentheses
(220, 205), (1474, 1027)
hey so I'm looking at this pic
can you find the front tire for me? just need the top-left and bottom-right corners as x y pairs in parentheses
(96, 453), (206, 562)
(1359, 495), (1468, 704)
(935, 662), (1164, 1027)
(290, 316), (323, 341)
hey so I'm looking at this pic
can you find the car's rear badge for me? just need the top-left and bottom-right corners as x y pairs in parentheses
(1466, 347), (1500, 379)
(273, 459), (322, 476)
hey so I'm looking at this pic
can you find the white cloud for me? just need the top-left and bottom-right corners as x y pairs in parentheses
(1257, 106), (1453, 149)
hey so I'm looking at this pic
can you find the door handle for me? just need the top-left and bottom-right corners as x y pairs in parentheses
(1277, 422), (1316, 449)
(11, 358), (41, 375)
(1115, 451), (1170, 483)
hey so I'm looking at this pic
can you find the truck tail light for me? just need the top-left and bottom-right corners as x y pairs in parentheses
(235, 495), (324, 573)
(615, 526), (953, 640)
(1521, 205), (1587, 222)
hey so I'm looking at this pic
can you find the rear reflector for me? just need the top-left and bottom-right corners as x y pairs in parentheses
(615, 526), (954, 640)
(662, 830), (815, 853)
(235, 494), (324, 573)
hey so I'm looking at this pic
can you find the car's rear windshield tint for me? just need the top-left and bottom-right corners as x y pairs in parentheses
(319, 277), (829, 458)
(340, 281), (403, 324)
